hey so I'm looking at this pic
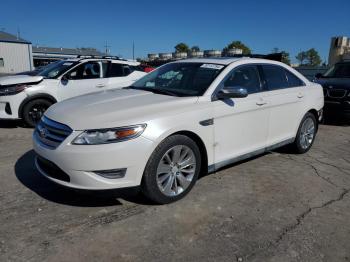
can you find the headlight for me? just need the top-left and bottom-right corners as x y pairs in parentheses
(0, 84), (28, 96)
(72, 124), (146, 145)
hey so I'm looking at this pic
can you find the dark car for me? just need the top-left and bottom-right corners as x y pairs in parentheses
(316, 61), (350, 120)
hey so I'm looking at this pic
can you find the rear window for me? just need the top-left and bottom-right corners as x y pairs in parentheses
(262, 65), (289, 90)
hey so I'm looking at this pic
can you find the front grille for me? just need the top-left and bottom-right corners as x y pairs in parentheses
(36, 155), (70, 182)
(328, 89), (346, 98)
(35, 116), (72, 149)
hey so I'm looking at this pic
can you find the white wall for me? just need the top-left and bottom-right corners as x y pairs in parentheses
(0, 42), (33, 74)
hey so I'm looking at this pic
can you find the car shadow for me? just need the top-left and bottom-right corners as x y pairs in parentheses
(322, 112), (349, 126)
(0, 119), (27, 129)
(15, 150), (154, 207)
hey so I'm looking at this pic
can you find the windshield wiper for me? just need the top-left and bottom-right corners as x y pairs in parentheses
(124, 86), (180, 97)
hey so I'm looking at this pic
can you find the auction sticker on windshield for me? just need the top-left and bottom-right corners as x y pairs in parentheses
(200, 64), (224, 70)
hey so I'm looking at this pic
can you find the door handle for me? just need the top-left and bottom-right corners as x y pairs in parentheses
(297, 93), (304, 98)
(256, 101), (267, 106)
(96, 84), (105, 88)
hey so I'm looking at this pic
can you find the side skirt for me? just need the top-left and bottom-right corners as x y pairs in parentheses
(207, 138), (295, 173)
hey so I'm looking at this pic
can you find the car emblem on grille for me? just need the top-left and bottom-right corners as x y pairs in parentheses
(328, 85), (333, 89)
(39, 127), (48, 138)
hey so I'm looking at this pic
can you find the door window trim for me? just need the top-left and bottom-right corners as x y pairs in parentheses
(211, 64), (264, 101)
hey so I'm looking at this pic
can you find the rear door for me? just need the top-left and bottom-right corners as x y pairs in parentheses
(260, 64), (306, 146)
(106, 63), (145, 89)
(58, 61), (108, 101)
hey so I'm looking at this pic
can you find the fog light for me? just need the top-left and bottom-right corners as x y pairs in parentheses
(93, 168), (127, 179)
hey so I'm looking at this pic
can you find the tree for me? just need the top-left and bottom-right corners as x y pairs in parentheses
(272, 47), (280, 53)
(281, 51), (291, 65)
(191, 46), (200, 52)
(175, 43), (189, 53)
(225, 41), (251, 55)
(296, 51), (307, 65)
(306, 48), (322, 67)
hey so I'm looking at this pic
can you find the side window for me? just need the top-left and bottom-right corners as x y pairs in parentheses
(67, 62), (101, 80)
(101, 61), (109, 78)
(262, 65), (289, 90)
(122, 65), (132, 76)
(222, 65), (261, 94)
(284, 69), (305, 87)
(108, 63), (124, 77)
(0, 58), (4, 67)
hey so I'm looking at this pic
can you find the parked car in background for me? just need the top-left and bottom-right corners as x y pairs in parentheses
(315, 61), (350, 120)
(33, 58), (323, 204)
(0, 57), (146, 126)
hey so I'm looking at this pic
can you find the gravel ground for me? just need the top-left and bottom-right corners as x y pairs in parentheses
(0, 119), (349, 262)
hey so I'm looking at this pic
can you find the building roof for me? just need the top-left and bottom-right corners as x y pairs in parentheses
(32, 46), (105, 56)
(0, 31), (31, 44)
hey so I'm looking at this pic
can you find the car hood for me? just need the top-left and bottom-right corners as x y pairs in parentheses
(45, 89), (199, 130)
(316, 78), (350, 89)
(0, 75), (43, 86)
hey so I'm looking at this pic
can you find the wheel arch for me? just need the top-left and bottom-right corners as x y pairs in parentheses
(18, 94), (57, 118)
(167, 130), (209, 177)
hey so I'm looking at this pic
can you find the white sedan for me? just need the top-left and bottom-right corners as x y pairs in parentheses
(33, 58), (324, 204)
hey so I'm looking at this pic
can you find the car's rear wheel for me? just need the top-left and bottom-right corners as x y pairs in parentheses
(141, 135), (201, 204)
(292, 112), (317, 154)
(22, 99), (53, 127)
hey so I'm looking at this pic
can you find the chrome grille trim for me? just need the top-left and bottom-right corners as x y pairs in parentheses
(35, 116), (72, 149)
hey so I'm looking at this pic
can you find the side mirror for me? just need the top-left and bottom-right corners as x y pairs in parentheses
(315, 73), (323, 79)
(61, 74), (70, 82)
(216, 87), (248, 99)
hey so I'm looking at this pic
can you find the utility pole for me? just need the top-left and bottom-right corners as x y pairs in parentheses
(104, 42), (111, 55)
(17, 27), (21, 39)
(132, 41), (135, 60)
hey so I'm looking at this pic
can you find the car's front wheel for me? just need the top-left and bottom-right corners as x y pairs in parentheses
(22, 99), (53, 127)
(292, 112), (317, 154)
(141, 135), (201, 204)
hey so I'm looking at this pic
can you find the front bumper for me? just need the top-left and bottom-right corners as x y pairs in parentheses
(33, 130), (156, 190)
(0, 92), (25, 119)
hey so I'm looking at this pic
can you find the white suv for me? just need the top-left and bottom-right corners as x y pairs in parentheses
(33, 58), (324, 204)
(0, 57), (146, 126)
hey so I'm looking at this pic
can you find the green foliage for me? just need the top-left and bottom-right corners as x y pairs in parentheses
(296, 49), (322, 66)
(191, 46), (200, 52)
(175, 43), (190, 53)
(225, 41), (251, 55)
(281, 51), (291, 65)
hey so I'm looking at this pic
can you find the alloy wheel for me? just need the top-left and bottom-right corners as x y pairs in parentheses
(299, 117), (315, 150)
(156, 145), (196, 197)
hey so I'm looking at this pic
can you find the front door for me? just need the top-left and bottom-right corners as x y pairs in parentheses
(213, 64), (270, 166)
(58, 61), (108, 101)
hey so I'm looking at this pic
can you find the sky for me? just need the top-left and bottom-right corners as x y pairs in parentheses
(1, 0), (350, 63)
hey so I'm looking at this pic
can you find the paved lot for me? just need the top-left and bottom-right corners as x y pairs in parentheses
(0, 120), (349, 262)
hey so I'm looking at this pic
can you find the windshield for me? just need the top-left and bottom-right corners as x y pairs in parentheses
(130, 62), (225, 96)
(323, 63), (350, 78)
(38, 60), (78, 79)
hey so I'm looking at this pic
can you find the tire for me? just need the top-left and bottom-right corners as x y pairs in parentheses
(22, 99), (53, 127)
(141, 135), (202, 204)
(291, 112), (317, 154)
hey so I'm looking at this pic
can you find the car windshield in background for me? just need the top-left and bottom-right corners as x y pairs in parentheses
(130, 62), (225, 96)
(38, 61), (78, 79)
(323, 63), (350, 78)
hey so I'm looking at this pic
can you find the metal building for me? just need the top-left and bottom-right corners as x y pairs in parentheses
(0, 31), (33, 74)
(32, 46), (106, 67)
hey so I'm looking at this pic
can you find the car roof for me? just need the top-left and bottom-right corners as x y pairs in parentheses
(176, 57), (286, 66)
(64, 58), (140, 65)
